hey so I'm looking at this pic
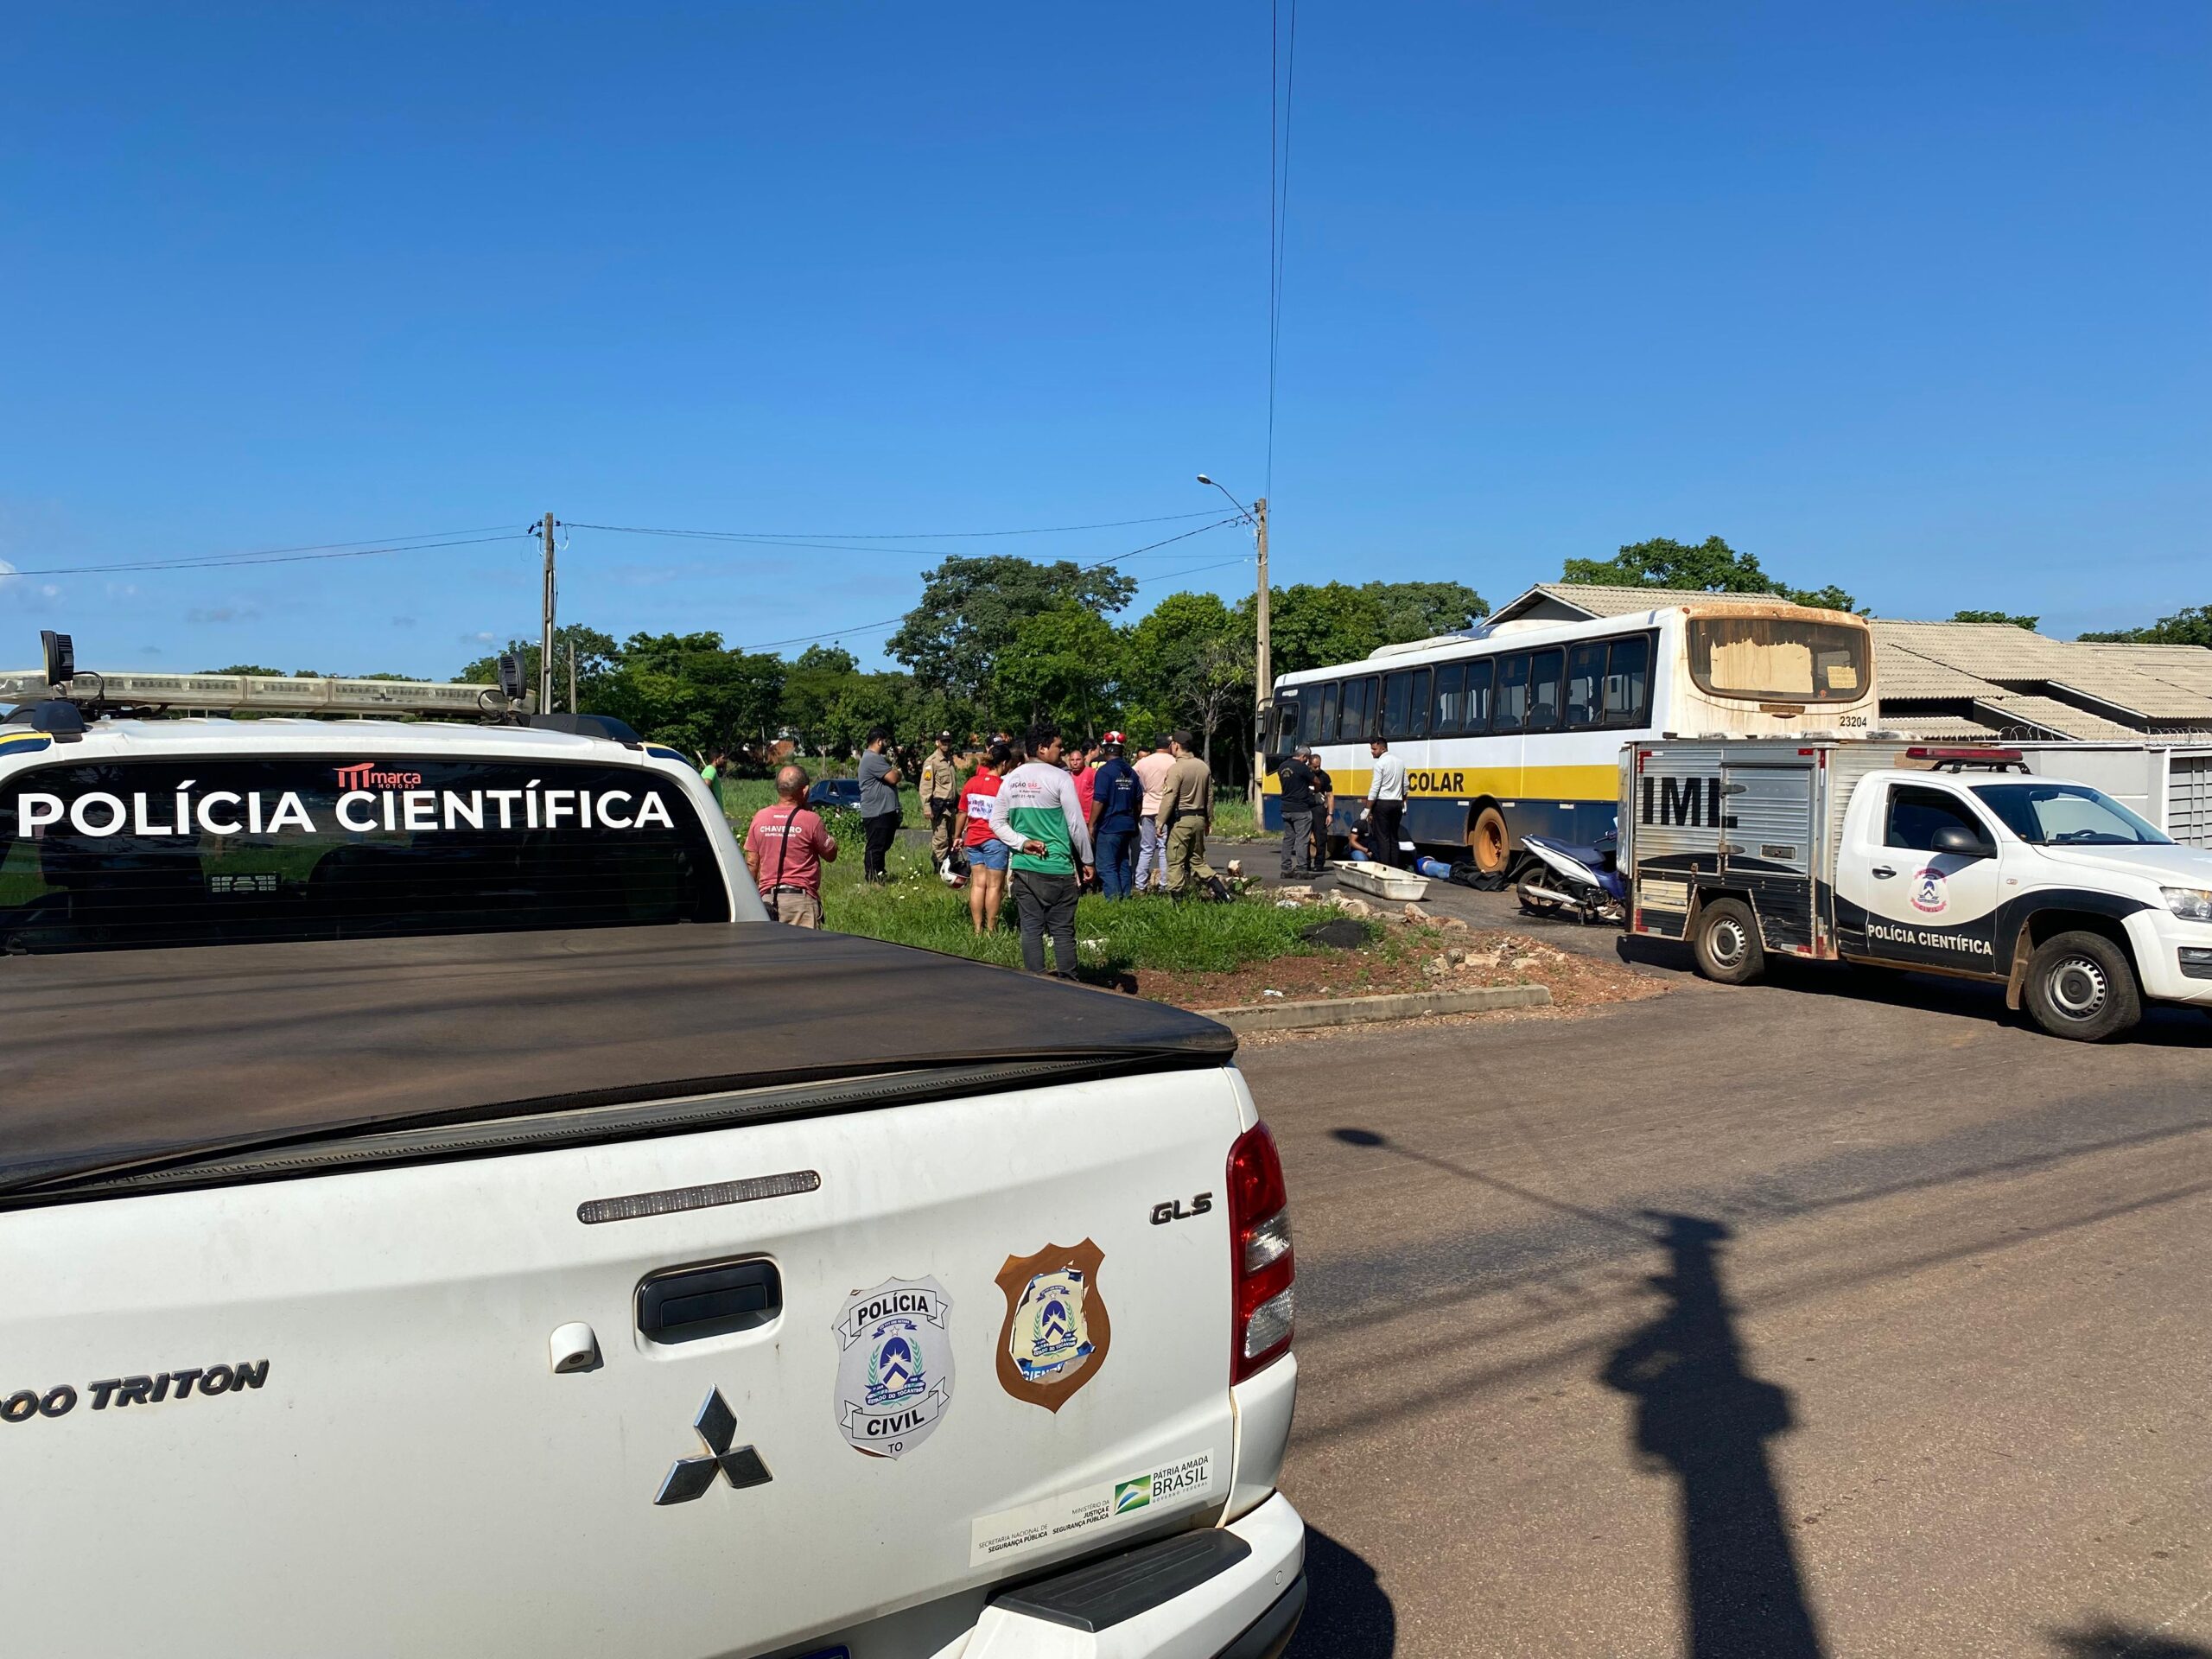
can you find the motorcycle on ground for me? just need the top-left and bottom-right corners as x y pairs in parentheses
(1515, 828), (1627, 925)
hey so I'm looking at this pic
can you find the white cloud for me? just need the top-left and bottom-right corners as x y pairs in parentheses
(460, 630), (498, 645)
(188, 605), (260, 624)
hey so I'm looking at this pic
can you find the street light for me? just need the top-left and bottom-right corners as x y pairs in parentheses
(1194, 475), (1271, 815)
(1196, 474), (1255, 525)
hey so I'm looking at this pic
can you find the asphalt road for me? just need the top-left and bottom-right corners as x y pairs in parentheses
(1241, 898), (2212, 1659)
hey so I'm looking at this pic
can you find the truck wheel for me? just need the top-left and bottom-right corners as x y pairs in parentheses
(1693, 898), (1765, 985)
(2023, 931), (2140, 1042)
(1471, 807), (1510, 874)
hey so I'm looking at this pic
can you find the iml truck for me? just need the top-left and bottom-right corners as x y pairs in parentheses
(1619, 737), (2212, 1041)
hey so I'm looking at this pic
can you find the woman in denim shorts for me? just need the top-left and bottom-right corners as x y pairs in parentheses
(960, 744), (1012, 934)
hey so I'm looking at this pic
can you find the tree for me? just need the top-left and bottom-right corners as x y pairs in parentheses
(1252, 580), (1489, 677)
(990, 603), (1121, 735)
(204, 664), (289, 677)
(1171, 633), (1255, 769)
(455, 626), (623, 708)
(1122, 591), (1252, 763)
(778, 644), (863, 753)
(2079, 606), (2212, 647)
(1363, 581), (1490, 645)
(1562, 536), (1860, 613)
(887, 555), (1137, 703)
(592, 631), (785, 757)
(1951, 609), (2040, 631)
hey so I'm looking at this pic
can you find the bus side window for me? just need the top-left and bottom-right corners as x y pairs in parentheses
(1317, 681), (1339, 743)
(1565, 642), (1605, 728)
(1382, 669), (1431, 741)
(1273, 697), (1301, 751)
(1338, 677), (1376, 742)
(1431, 663), (1465, 735)
(1381, 671), (1414, 741)
(1525, 648), (1564, 733)
(1604, 636), (1651, 727)
(1465, 658), (1495, 734)
(1496, 653), (1532, 732)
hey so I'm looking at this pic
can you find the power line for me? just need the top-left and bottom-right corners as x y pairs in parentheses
(1, 530), (532, 578)
(733, 518), (1248, 654)
(563, 509), (1221, 544)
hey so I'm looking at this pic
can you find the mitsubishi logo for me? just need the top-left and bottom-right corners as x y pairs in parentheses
(654, 1389), (772, 1506)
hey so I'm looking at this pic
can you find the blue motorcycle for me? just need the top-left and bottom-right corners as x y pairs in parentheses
(1516, 827), (1627, 926)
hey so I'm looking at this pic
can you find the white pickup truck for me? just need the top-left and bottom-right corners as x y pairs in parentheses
(1621, 738), (2212, 1040)
(0, 696), (1305, 1657)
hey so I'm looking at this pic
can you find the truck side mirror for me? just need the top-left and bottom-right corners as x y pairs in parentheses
(1932, 823), (1995, 861)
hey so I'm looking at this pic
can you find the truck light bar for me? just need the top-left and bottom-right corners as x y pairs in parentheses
(0, 664), (529, 721)
(1905, 745), (2025, 770)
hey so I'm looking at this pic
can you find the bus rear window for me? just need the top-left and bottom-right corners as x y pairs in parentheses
(0, 757), (729, 955)
(1688, 617), (1868, 704)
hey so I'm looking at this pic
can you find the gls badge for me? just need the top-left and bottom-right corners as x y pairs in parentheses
(1151, 1192), (1213, 1226)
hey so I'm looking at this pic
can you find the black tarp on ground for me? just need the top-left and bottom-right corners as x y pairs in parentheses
(0, 924), (1235, 1193)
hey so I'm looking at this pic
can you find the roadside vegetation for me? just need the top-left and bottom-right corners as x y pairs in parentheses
(721, 780), (1331, 983)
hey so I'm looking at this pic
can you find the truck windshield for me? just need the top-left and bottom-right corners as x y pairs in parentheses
(0, 756), (730, 955)
(1969, 782), (2170, 847)
(1686, 616), (1869, 704)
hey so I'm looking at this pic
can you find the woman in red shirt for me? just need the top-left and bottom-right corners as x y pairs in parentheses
(958, 743), (1011, 935)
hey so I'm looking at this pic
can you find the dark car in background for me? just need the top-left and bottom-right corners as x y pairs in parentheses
(807, 777), (862, 812)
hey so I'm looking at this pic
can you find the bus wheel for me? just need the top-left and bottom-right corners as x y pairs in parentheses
(1693, 899), (1765, 985)
(1470, 807), (1510, 874)
(2023, 931), (2139, 1042)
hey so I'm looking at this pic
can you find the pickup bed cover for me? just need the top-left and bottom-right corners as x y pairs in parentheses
(0, 923), (1235, 1195)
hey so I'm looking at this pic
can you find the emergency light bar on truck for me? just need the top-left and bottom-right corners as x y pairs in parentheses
(1, 632), (531, 721)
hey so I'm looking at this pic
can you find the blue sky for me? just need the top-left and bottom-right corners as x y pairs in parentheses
(2, 3), (2205, 677)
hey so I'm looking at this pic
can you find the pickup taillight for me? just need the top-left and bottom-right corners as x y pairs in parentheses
(1227, 1121), (1294, 1382)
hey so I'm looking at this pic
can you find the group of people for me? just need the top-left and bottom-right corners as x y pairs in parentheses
(736, 724), (1229, 978)
(1274, 734), (1409, 872)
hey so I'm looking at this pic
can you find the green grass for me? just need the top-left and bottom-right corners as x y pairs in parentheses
(718, 776), (927, 831)
(734, 809), (1351, 981)
(1209, 793), (1257, 839)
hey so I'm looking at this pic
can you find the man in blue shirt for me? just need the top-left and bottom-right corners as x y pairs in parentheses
(1087, 732), (1142, 899)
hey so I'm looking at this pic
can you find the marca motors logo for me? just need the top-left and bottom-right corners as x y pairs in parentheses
(334, 762), (423, 790)
(1912, 868), (1948, 913)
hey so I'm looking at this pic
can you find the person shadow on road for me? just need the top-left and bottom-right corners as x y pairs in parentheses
(1601, 1212), (1827, 1659)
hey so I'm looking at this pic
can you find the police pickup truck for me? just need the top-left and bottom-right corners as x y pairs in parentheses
(0, 647), (1305, 1658)
(1622, 736), (2212, 1041)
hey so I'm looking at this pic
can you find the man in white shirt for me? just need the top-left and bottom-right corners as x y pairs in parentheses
(1364, 737), (1408, 868)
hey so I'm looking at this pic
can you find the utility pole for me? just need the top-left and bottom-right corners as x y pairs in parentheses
(538, 512), (557, 715)
(567, 641), (578, 715)
(1251, 496), (1271, 814)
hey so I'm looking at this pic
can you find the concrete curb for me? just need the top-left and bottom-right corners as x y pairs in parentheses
(1198, 983), (1552, 1033)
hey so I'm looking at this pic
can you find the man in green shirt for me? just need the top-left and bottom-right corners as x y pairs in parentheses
(986, 721), (1096, 976)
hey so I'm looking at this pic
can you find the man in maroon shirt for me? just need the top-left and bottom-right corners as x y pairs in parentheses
(742, 764), (839, 926)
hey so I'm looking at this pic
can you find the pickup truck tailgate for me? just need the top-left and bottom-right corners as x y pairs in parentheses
(0, 928), (1253, 1658)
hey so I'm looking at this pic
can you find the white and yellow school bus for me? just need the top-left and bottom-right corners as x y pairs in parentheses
(1262, 601), (1878, 871)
